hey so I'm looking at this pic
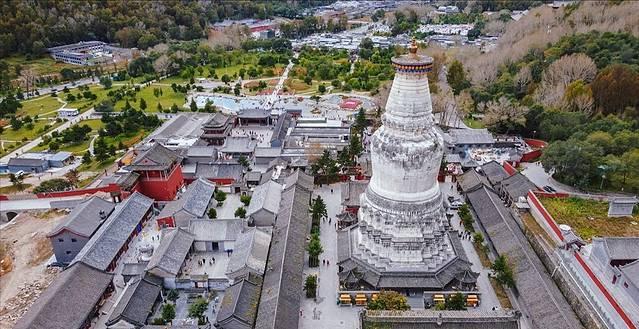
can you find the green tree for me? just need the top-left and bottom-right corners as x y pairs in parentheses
(304, 76), (312, 85)
(9, 173), (25, 192)
(491, 255), (516, 288)
(446, 60), (470, 95)
(349, 133), (363, 161)
(167, 289), (179, 302)
(446, 292), (466, 310)
(161, 303), (176, 323)
(304, 275), (318, 298)
(188, 298), (209, 323)
(354, 108), (367, 135)
(82, 151), (92, 164)
(221, 74), (231, 84)
(139, 98), (147, 110)
(94, 138), (110, 162)
(100, 76), (112, 89)
(318, 84), (326, 94)
(540, 139), (604, 188)
(33, 178), (73, 193)
(235, 207), (246, 219)
(240, 194), (251, 207)
(306, 232), (323, 267)
(214, 190), (227, 203)
(190, 99), (198, 112)
(367, 291), (410, 311)
(208, 208), (217, 219)
(238, 155), (250, 169)
(310, 196), (328, 226)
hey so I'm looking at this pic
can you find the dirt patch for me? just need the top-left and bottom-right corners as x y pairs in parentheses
(0, 242), (13, 277)
(0, 210), (66, 329)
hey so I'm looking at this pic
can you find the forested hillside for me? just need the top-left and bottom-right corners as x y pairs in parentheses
(0, 0), (330, 57)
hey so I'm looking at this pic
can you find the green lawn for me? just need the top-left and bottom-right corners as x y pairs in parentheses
(78, 156), (116, 173)
(463, 117), (485, 129)
(540, 196), (639, 241)
(0, 183), (33, 194)
(19, 96), (64, 117)
(31, 119), (104, 155)
(63, 85), (111, 110)
(0, 120), (61, 142)
(116, 84), (186, 112)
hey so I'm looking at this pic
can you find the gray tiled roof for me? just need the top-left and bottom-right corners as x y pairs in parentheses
(247, 180), (283, 216)
(71, 192), (153, 271)
(188, 219), (243, 242)
(158, 178), (216, 220)
(217, 276), (263, 327)
(221, 137), (257, 154)
(238, 108), (270, 119)
(106, 276), (161, 327)
(498, 172), (537, 200)
(187, 145), (217, 158)
(226, 228), (272, 277)
(195, 163), (244, 181)
(281, 169), (314, 192)
(255, 175), (311, 329)
(255, 147), (282, 158)
(204, 112), (233, 128)
(8, 157), (47, 167)
(480, 161), (509, 186)
(48, 196), (114, 238)
(128, 143), (183, 171)
(14, 262), (113, 329)
(620, 259), (639, 288)
(246, 171), (262, 182)
(465, 185), (581, 329)
(457, 169), (489, 192)
(363, 309), (520, 329)
(602, 237), (639, 261)
(448, 128), (495, 145)
(146, 227), (194, 278)
(270, 113), (292, 144)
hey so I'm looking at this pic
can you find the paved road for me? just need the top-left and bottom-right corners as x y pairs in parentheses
(264, 52), (298, 112)
(0, 195), (86, 212)
(22, 77), (97, 100)
(0, 108), (95, 163)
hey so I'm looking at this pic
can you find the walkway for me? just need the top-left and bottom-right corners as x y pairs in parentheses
(299, 183), (359, 329)
(263, 52), (298, 112)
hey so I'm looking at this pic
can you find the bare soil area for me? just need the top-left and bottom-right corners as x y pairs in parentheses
(0, 210), (65, 329)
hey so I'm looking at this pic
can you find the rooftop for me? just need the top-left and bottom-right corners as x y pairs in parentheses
(220, 137), (257, 154)
(48, 196), (115, 238)
(448, 128), (495, 145)
(255, 175), (311, 329)
(146, 227), (195, 278)
(188, 219), (243, 242)
(14, 262), (113, 329)
(157, 178), (216, 220)
(226, 228), (272, 277)
(247, 180), (283, 217)
(217, 276), (263, 327)
(71, 192), (154, 271)
(128, 143), (183, 171)
(106, 276), (161, 327)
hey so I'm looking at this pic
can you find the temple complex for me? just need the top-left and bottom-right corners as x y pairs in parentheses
(337, 42), (476, 292)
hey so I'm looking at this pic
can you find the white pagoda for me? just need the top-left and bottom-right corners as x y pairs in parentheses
(338, 42), (476, 291)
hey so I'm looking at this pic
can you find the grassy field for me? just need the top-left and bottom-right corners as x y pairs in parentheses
(31, 119), (103, 154)
(463, 117), (486, 129)
(78, 156), (116, 173)
(540, 196), (639, 241)
(19, 96), (64, 117)
(0, 120), (61, 142)
(0, 183), (33, 194)
(116, 84), (187, 112)
(4, 56), (76, 77)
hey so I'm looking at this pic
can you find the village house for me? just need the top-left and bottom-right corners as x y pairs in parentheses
(216, 274), (263, 329)
(225, 228), (272, 282)
(105, 275), (162, 329)
(47, 196), (115, 265)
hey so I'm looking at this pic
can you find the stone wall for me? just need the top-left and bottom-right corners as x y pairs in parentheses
(521, 221), (606, 329)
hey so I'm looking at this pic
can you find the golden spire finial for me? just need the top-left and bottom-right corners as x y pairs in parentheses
(409, 39), (418, 54)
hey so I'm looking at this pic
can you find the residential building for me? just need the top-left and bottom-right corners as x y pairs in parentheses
(247, 180), (283, 226)
(105, 275), (162, 329)
(70, 192), (154, 272)
(189, 219), (243, 253)
(495, 172), (538, 205)
(7, 157), (49, 173)
(14, 262), (114, 329)
(47, 196), (115, 265)
(456, 169), (489, 193)
(479, 160), (509, 186)
(225, 228), (272, 281)
(127, 143), (185, 201)
(156, 178), (217, 228)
